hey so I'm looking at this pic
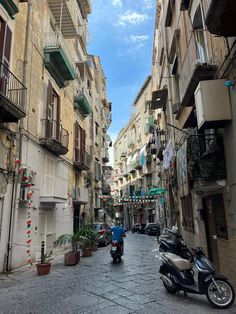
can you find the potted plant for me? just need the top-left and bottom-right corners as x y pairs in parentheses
(54, 233), (81, 266)
(36, 242), (52, 275)
(77, 226), (93, 257)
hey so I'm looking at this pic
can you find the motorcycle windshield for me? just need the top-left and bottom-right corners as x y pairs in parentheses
(196, 256), (215, 272)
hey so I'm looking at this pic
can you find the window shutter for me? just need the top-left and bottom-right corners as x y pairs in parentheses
(0, 19), (12, 67)
(46, 80), (53, 137)
(3, 25), (12, 67)
(0, 18), (6, 62)
(74, 121), (79, 148)
(56, 95), (61, 141)
(82, 129), (86, 153)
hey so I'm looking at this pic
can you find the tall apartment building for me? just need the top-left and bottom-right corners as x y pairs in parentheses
(113, 76), (167, 228)
(0, 0), (111, 272)
(151, 0), (236, 287)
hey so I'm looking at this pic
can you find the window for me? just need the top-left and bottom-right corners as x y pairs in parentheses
(0, 17), (12, 67)
(193, 5), (207, 63)
(181, 193), (194, 232)
(44, 156), (55, 195)
(74, 121), (85, 162)
(46, 81), (60, 140)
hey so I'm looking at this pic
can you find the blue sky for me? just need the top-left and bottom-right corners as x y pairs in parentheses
(88, 0), (156, 146)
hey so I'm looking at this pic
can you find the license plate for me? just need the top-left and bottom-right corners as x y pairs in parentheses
(111, 247), (116, 251)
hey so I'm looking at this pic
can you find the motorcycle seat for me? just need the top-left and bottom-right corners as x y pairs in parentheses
(163, 253), (192, 271)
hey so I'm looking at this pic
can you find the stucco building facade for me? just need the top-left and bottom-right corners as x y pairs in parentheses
(151, 0), (236, 287)
(0, 0), (111, 271)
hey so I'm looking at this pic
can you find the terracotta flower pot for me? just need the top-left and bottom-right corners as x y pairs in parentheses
(37, 262), (51, 275)
(64, 251), (80, 266)
(83, 247), (92, 257)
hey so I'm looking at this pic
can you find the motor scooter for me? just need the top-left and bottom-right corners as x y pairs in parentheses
(110, 240), (123, 263)
(159, 247), (235, 309)
(159, 227), (193, 261)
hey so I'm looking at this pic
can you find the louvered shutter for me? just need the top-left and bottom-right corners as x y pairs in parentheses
(46, 81), (53, 137)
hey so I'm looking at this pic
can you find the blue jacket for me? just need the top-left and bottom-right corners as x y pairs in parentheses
(111, 226), (125, 241)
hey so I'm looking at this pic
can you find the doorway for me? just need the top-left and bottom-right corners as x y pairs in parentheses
(202, 194), (228, 271)
(38, 210), (54, 253)
(73, 203), (80, 233)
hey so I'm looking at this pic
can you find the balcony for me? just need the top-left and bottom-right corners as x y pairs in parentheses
(205, 0), (236, 37)
(74, 149), (91, 171)
(76, 0), (92, 18)
(180, 0), (190, 11)
(179, 32), (216, 107)
(187, 134), (226, 185)
(0, 61), (26, 122)
(74, 92), (92, 118)
(102, 185), (111, 195)
(102, 149), (109, 163)
(47, 0), (77, 38)
(44, 32), (77, 88)
(73, 187), (88, 204)
(40, 119), (69, 155)
(95, 162), (102, 181)
(1, 0), (18, 18)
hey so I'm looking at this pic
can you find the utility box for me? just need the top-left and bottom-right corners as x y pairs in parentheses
(194, 79), (232, 129)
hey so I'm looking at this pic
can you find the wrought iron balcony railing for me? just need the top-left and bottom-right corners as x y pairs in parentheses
(74, 148), (91, 170)
(40, 119), (69, 155)
(0, 60), (26, 122)
(187, 134), (226, 182)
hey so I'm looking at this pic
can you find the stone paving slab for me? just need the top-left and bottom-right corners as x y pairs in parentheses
(0, 233), (236, 314)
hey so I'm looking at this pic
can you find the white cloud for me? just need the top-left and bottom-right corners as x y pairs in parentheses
(112, 0), (122, 7)
(115, 10), (149, 26)
(143, 0), (153, 9)
(129, 35), (149, 43)
(123, 34), (149, 50)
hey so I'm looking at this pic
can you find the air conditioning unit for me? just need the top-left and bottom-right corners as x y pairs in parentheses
(194, 79), (232, 129)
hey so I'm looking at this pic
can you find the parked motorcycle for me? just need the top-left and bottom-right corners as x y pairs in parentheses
(110, 240), (123, 263)
(159, 227), (193, 261)
(159, 247), (235, 309)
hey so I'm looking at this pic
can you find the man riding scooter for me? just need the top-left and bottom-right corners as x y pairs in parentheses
(110, 221), (126, 262)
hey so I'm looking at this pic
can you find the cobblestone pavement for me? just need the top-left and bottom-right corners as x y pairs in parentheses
(0, 233), (236, 314)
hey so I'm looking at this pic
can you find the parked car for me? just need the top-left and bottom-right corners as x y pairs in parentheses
(144, 223), (160, 236)
(131, 223), (146, 234)
(90, 223), (112, 246)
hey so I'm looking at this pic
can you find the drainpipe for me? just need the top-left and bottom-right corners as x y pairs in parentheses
(22, 0), (32, 116)
(6, 0), (33, 272)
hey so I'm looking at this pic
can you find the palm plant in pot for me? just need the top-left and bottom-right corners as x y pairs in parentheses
(37, 242), (52, 275)
(54, 233), (81, 266)
(77, 226), (93, 257)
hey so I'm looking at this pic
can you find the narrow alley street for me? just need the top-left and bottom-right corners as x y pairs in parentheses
(0, 233), (235, 314)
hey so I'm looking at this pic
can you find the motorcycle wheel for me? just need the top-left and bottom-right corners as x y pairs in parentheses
(113, 257), (117, 264)
(206, 278), (235, 309)
(163, 274), (177, 294)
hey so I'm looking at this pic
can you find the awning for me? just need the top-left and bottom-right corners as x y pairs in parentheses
(149, 187), (166, 196)
(151, 88), (168, 110)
